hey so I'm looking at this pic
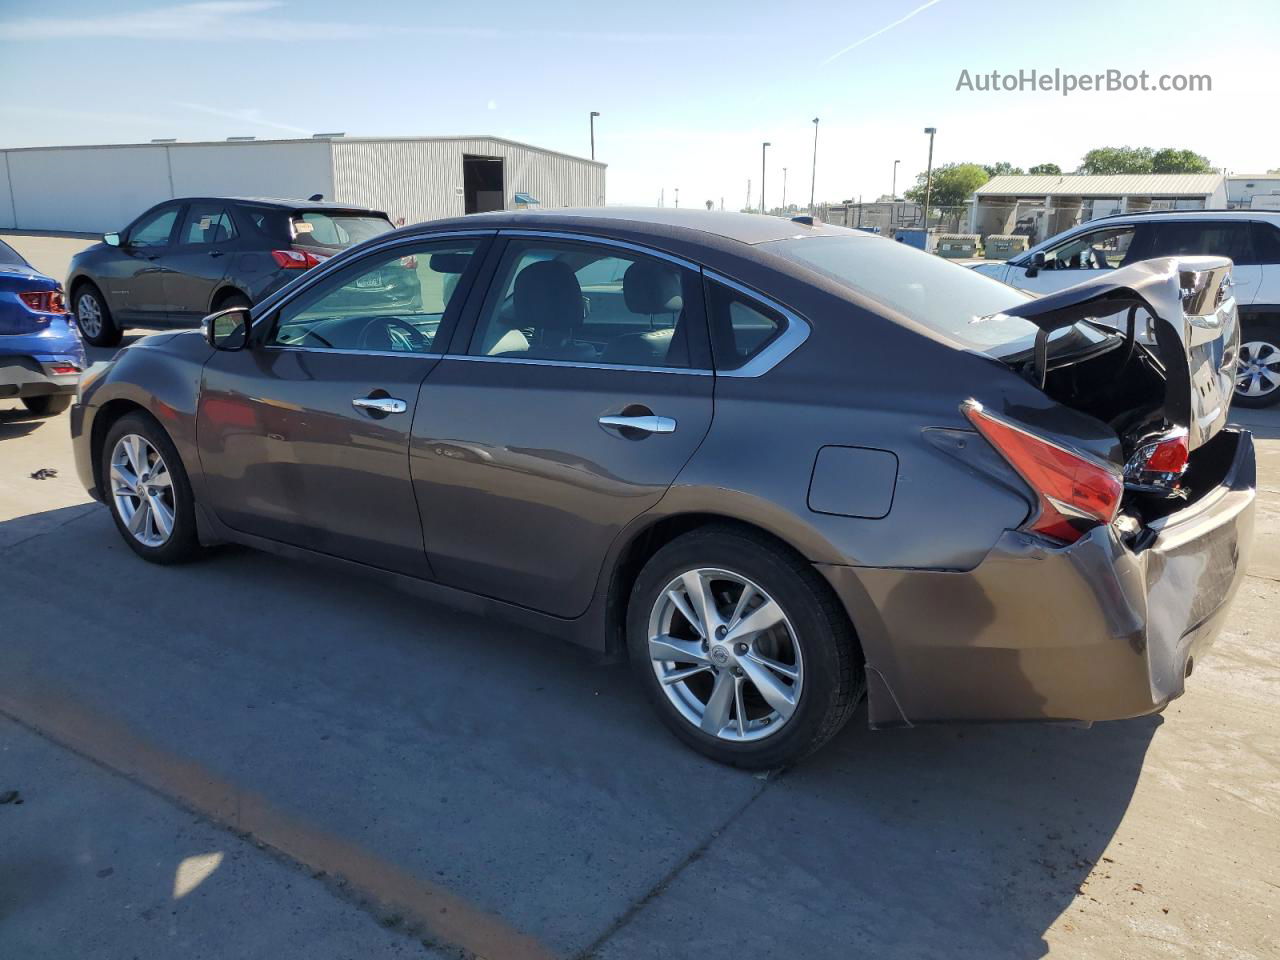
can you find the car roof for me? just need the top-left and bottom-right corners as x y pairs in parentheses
(417, 207), (870, 246)
(168, 196), (388, 214)
(1091, 208), (1280, 224)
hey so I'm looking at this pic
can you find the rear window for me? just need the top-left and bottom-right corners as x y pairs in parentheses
(766, 235), (1103, 357)
(294, 213), (392, 248)
(0, 239), (26, 266)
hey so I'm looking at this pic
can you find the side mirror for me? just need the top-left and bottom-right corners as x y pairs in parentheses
(104, 232), (121, 247)
(1025, 251), (1046, 277)
(204, 306), (250, 351)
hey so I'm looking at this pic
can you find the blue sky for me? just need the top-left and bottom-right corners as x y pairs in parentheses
(0, 0), (1275, 207)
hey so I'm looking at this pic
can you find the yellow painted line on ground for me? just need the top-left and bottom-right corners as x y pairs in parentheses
(0, 676), (557, 960)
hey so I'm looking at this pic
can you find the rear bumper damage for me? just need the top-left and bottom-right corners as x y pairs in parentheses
(0, 355), (80, 399)
(821, 428), (1256, 727)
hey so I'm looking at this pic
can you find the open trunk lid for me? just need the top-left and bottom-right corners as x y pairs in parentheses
(999, 255), (1239, 453)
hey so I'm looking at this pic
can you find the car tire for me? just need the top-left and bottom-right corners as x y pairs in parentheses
(74, 283), (121, 347)
(101, 412), (203, 564)
(22, 395), (73, 417)
(627, 525), (864, 768)
(1234, 317), (1280, 408)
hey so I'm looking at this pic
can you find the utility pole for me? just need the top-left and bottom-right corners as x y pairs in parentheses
(674, 187), (679, 208)
(761, 141), (771, 215)
(922, 127), (937, 229)
(746, 179), (751, 211)
(589, 111), (600, 161)
(781, 167), (788, 210)
(809, 117), (819, 214)
(892, 159), (900, 200)
(659, 187), (664, 208)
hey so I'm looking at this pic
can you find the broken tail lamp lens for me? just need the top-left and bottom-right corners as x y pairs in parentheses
(963, 400), (1123, 545)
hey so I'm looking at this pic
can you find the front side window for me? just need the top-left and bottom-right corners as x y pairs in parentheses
(269, 239), (480, 354)
(128, 206), (179, 248)
(1042, 226), (1137, 271)
(180, 204), (238, 246)
(468, 240), (698, 368)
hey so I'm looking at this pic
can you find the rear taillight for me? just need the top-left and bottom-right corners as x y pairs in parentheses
(51, 363), (79, 375)
(18, 290), (67, 313)
(1131, 432), (1189, 476)
(963, 400), (1122, 545)
(271, 249), (327, 269)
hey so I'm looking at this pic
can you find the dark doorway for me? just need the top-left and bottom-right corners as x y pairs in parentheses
(463, 155), (505, 214)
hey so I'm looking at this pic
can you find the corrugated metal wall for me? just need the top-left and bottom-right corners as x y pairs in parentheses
(330, 138), (606, 226)
(0, 141), (334, 234)
(0, 137), (602, 233)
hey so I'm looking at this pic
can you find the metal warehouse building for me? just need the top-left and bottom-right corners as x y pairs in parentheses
(0, 135), (607, 234)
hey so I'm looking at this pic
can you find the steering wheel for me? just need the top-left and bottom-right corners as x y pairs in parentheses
(356, 315), (428, 352)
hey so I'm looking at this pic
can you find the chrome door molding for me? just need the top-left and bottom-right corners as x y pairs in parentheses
(438, 353), (713, 376)
(496, 229), (702, 271)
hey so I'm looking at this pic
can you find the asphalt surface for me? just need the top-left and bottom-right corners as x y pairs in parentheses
(2, 234), (1278, 959)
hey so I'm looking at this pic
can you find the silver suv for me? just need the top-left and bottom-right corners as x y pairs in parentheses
(973, 210), (1280, 407)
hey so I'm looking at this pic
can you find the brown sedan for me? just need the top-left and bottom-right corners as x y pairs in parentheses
(70, 208), (1255, 767)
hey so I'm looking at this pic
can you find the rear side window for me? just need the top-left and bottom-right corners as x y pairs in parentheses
(294, 213), (392, 248)
(1148, 221), (1257, 265)
(1251, 222), (1280, 264)
(704, 280), (783, 370)
(180, 204), (238, 245)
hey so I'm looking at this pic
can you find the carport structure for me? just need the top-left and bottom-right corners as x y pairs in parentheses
(969, 172), (1226, 246)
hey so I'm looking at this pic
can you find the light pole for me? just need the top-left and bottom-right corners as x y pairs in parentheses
(892, 159), (900, 200)
(761, 141), (771, 214)
(922, 128), (936, 229)
(590, 111), (600, 161)
(782, 167), (788, 210)
(674, 187), (679, 209)
(809, 117), (819, 215)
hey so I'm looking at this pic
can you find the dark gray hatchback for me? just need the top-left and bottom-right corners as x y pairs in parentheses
(70, 208), (1256, 767)
(66, 197), (393, 347)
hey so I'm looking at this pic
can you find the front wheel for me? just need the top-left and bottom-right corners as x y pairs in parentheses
(1234, 318), (1280, 408)
(101, 412), (203, 563)
(74, 283), (121, 347)
(627, 526), (863, 768)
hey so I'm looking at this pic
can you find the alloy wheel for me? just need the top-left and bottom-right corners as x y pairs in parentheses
(110, 434), (175, 547)
(1237, 340), (1280, 400)
(77, 292), (103, 339)
(647, 568), (804, 742)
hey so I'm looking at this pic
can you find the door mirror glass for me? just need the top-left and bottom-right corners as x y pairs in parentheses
(205, 306), (250, 351)
(104, 232), (121, 247)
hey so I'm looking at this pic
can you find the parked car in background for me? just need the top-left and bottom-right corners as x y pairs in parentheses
(66, 198), (394, 347)
(971, 210), (1280, 407)
(0, 237), (84, 416)
(70, 209), (1254, 768)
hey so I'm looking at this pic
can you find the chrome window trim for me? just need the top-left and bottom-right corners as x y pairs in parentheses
(439, 353), (713, 376)
(703, 270), (811, 378)
(259, 345), (441, 360)
(248, 228), (499, 326)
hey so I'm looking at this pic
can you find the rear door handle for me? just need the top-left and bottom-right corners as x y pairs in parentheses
(598, 414), (676, 435)
(352, 396), (408, 415)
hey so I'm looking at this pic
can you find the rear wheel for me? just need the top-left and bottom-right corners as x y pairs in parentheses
(22, 395), (73, 417)
(74, 283), (121, 347)
(101, 412), (202, 563)
(1234, 318), (1280, 408)
(627, 526), (863, 768)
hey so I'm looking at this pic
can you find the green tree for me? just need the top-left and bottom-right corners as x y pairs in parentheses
(1079, 146), (1155, 174)
(1150, 148), (1213, 173)
(983, 161), (1024, 178)
(1028, 162), (1062, 175)
(904, 162), (990, 208)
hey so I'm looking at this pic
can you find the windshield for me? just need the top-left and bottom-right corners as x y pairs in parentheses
(767, 235), (1111, 358)
(294, 213), (393, 248)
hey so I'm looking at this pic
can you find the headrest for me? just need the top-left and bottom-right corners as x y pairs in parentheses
(515, 260), (582, 333)
(429, 252), (471, 274)
(624, 261), (683, 315)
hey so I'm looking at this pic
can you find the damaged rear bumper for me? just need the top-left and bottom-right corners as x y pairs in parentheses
(820, 428), (1256, 728)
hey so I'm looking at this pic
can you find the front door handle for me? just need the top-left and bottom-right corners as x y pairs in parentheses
(352, 396), (408, 415)
(598, 414), (676, 435)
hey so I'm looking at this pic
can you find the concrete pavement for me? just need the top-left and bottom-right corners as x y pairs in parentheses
(1, 231), (1278, 959)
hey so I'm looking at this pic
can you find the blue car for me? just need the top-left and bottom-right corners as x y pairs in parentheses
(0, 238), (85, 416)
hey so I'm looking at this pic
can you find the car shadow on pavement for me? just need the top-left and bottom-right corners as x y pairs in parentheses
(0, 506), (1158, 960)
